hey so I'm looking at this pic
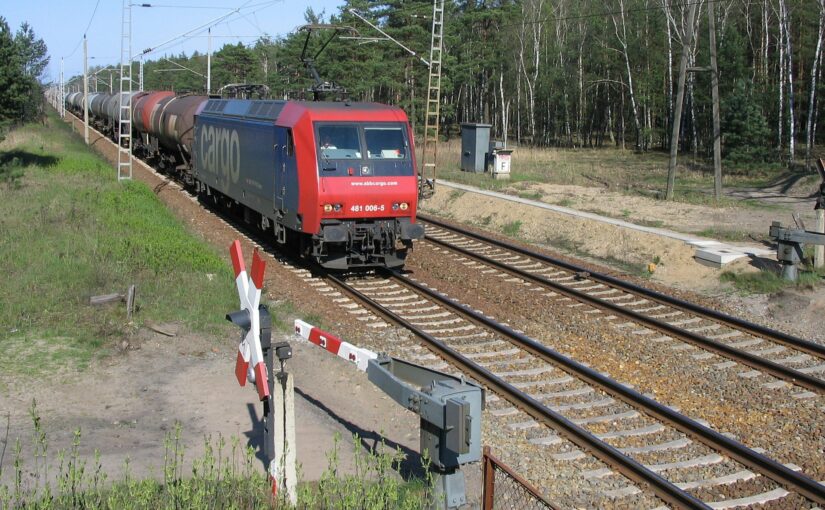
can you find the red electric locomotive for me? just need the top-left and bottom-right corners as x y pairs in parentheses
(194, 99), (424, 269)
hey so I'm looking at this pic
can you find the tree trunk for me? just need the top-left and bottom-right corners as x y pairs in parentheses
(780, 0), (796, 162)
(663, 0), (674, 146)
(807, 0), (825, 167)
(777, 0), (785, 151)
(612, 0), (642, 150)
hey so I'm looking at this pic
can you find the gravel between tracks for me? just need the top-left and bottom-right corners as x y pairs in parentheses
(402, 240), (825, 481)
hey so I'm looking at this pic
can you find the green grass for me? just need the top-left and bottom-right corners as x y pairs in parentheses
(0, 113), (237, 378)
(1, 403), (428, 509)
(720, 269), (824, 295)
(502, 220), (522, 236)
(694, 228), (756, 243)
(433, 139), (806, 210)
(516, 190), (544, 201)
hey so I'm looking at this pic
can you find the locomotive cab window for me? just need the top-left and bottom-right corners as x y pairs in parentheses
(286, 129), (294, 157)
(365, 127), (407, 159)
(318, 125), (361, 159)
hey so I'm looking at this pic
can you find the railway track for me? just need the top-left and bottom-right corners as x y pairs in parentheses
(315, 268), (825, 508)
(419, 214), (825, 397)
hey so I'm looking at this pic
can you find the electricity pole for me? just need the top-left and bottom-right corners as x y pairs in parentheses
(708, 4), (722, 200)
(666, 2), (698, 201)
(83, 35), (89, 144)
(59, 57), (65, 118)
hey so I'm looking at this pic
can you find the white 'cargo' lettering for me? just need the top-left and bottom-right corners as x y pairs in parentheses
(199, 125), (241, 186)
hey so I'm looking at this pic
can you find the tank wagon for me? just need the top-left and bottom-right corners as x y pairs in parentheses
(66, 92), (424, 270)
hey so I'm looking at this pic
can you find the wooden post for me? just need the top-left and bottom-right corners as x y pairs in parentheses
(126, 284), (136, 321)
(708, 3), (723, 201)
(666, 2), (698, 201)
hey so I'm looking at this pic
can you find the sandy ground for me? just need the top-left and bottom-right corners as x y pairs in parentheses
(420, 185), (757, 291)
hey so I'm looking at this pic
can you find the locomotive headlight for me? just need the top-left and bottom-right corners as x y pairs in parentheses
(323, 204), (333, 213)
(392, 203), (399, 211)
(333, 204), (342, 212)
(399, 202), (409, 211)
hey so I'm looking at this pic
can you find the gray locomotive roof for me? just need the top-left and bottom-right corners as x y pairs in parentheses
(201, 99), (287, 121)
(200, 98), (395, 122)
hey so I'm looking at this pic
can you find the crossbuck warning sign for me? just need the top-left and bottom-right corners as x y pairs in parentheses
(230, 240), (270, 401)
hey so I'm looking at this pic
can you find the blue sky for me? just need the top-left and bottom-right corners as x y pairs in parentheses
(3, 0), (345, 82)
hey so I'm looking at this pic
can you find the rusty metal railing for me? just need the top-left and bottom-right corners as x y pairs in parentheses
(481, 446), (558, 510)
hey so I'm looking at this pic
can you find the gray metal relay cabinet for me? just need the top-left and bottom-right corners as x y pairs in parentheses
(460, 123), (492, 173)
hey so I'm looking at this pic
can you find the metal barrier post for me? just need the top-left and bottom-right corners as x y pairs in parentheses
(482, 446), (496, 510)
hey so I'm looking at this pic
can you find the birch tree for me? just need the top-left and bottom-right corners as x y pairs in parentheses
(612, 0), (642, 150)
(807, 0), (825, 166)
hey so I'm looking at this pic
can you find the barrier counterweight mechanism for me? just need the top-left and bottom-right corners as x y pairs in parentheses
(295, 319), (484, 510)
(226, 241), (297, 504)
(769, 159), (825, 281)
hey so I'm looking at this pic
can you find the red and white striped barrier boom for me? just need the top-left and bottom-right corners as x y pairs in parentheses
(230, 240), (269, 401)
(294, 320), (377, 372)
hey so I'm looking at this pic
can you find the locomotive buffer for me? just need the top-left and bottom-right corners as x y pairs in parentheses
(295, 320), (484, 509)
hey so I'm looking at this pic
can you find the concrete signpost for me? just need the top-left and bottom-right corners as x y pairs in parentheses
(816, 159), (825, 269)
(226, 241), (297, 504)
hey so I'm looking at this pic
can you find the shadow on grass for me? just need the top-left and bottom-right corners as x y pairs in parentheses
(0, 149), (58, 168)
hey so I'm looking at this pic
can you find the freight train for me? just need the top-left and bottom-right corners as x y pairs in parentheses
(65, 91), (425, 269)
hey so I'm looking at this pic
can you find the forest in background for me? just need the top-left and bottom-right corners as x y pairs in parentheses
(78, 0), (825, 169)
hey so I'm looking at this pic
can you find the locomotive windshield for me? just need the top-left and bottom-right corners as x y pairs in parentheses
(364, 127), (406, 159)
(318, 125), (362, 159)
(315, 122), (413, 177)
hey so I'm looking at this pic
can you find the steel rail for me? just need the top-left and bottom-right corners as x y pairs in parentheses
(325, 273), (711, 510)
(419, 214), (825, 361)
(422, 228), (825, 395)
(373, 270), (825, 506)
